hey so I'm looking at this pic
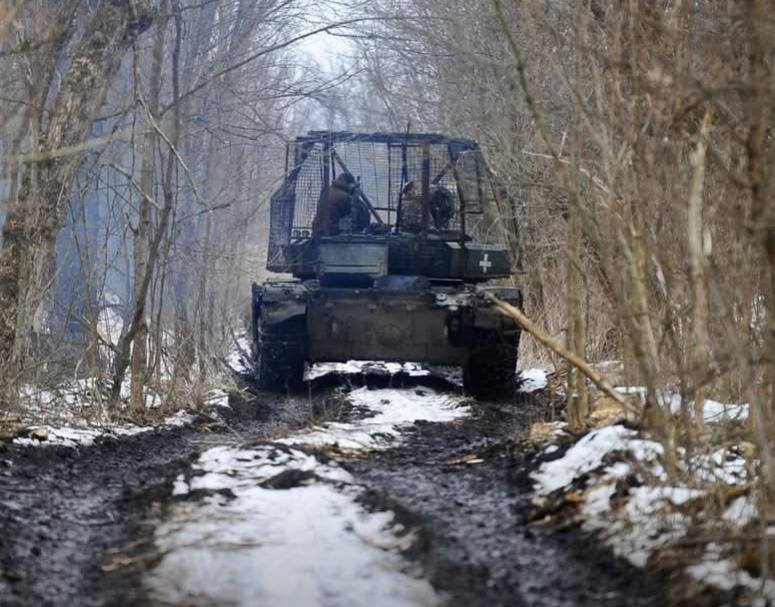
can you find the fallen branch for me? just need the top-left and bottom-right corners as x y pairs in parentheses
(484, 293), (640, 416)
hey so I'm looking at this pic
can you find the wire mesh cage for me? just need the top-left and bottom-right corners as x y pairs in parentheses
(267, 132), (500, 270)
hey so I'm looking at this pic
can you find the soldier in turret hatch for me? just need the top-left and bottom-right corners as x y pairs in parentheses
(312, 172), (356, 236)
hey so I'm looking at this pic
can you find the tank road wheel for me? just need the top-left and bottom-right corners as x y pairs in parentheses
(463, 329), (520, 400)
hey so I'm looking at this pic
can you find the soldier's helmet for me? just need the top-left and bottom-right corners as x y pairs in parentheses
(335, 172), (356, 187)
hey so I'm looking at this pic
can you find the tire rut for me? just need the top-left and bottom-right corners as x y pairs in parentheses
(350, 399), (668, 607)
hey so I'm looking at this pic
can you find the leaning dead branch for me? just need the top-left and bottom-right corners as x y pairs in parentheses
(486, 293), (639, 418)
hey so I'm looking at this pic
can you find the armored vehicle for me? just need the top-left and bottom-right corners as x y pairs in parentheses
(251, 131), (522, 398)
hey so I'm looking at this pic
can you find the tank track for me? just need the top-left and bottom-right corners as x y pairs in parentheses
(254, 316), (306, 391)
(463, 329), (520, 400)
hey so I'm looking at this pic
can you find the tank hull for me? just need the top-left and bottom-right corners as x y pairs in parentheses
(252, 280), (521, 396)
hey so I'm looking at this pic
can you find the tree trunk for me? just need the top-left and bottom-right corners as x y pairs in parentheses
(686, 106), (713, 437)
(0, 0), (152, 395)
(566, 198), (588, 431)
(130, 9), (168, 414)
(111, 0), (181, 403)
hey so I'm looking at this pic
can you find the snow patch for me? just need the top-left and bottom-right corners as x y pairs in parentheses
(282, 387), (469, 451)
(518, 368), (548, 393)
(614, 386), (748, 423)
(532, 419), (762, 596)
(13, 410), (196, 448)
(697, 399), (748, 423)
(723, 495), (757, 526)
(172, 444), (353, 497)
(205, 388), (230, 409)
(532, 425), (662, 494)
(148, 442), (440, 607)
(149, 486), (438, 607)
(305, 360), (431, 381)
(163, 410), (196, 428)
(147, 385), (475, 605)
(687, 545), (775, 598)
(18, 376), (162, 418)
(225, 333), (251, 372)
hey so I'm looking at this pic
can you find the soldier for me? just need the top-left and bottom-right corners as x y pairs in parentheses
(398, 180), (423, 232)
(430, 186), (455, 230)
(312, 172), (356, 236)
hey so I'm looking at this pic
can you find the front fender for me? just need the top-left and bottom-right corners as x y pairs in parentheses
(473, 285), (522, 331)
(259, 281), (308, 326)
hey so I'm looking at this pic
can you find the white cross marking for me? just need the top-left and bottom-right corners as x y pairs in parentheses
(479, 253), (492, 273)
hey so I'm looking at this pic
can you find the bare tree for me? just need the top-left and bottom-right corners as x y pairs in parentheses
(0, 0), (153, 402)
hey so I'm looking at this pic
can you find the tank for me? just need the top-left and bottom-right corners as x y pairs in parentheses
(251, 131), (523, 398)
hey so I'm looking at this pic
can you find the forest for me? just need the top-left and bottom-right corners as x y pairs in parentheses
(0, 1), (774, 606)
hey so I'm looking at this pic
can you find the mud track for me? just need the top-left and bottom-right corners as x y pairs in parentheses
(0, 380), (669, 607)
(351, 395), (665, 607)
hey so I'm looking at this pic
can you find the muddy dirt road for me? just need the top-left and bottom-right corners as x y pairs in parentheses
(0, 376), (668, 607)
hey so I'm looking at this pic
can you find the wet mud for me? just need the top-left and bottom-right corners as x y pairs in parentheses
(0, 424), (202, 607)
(0, 388), (294, 607)
(0, 379), (676, 607)
(350, 395), (667, 607)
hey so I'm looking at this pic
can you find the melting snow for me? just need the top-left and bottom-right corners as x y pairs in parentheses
(531, 425), (662, 494)
(226, 333), (252, 372)
(305, 360), (431, 380)
(18, 375), (162, 418)
(532, 427), (703, 568)
(614, 386), (748, 423)
(205, 388), (230, 408)
(723, 495), (757, 526)
(518, 368), (548, 393)
(12, 411), (196, 448)
(687, 545), (775, 599)
(531, 418), (760, 594)
(697, 399), (748, 423)
(147, 385), (469, 605)
(149, 481), (439, 607)
(282, 387), (469, 451)
(13, 424), (143, 447)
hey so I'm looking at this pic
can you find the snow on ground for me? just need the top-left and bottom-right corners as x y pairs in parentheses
(225, 333), (252, 372)
(686, 545), (775, 602)
(615, 386), (749, 423)
(17, 375), (162, 420)
(146, 386), (460, 606)
(530, 412), (762, 600)
(12, 410), (197, 448)
(150, 481), (439, 607)
(172, 444), (353, 496)
(204, 388), (230, 408)
(305, 360), (431, 380)
(151, 449), (438, 607)
(9, 328), (250, 449)
(531, 424), (664, 494)
(518, 368), (548, 393)
(282, 386), (469, 451)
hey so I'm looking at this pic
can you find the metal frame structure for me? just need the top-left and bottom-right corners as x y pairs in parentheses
(268, 131), (499, 271)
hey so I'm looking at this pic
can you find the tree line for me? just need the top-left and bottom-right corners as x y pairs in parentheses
(324, 0), (775, 574)
(0, 0), (335, 412)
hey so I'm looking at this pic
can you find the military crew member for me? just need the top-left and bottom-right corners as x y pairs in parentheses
(312, 172), (357, 236)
